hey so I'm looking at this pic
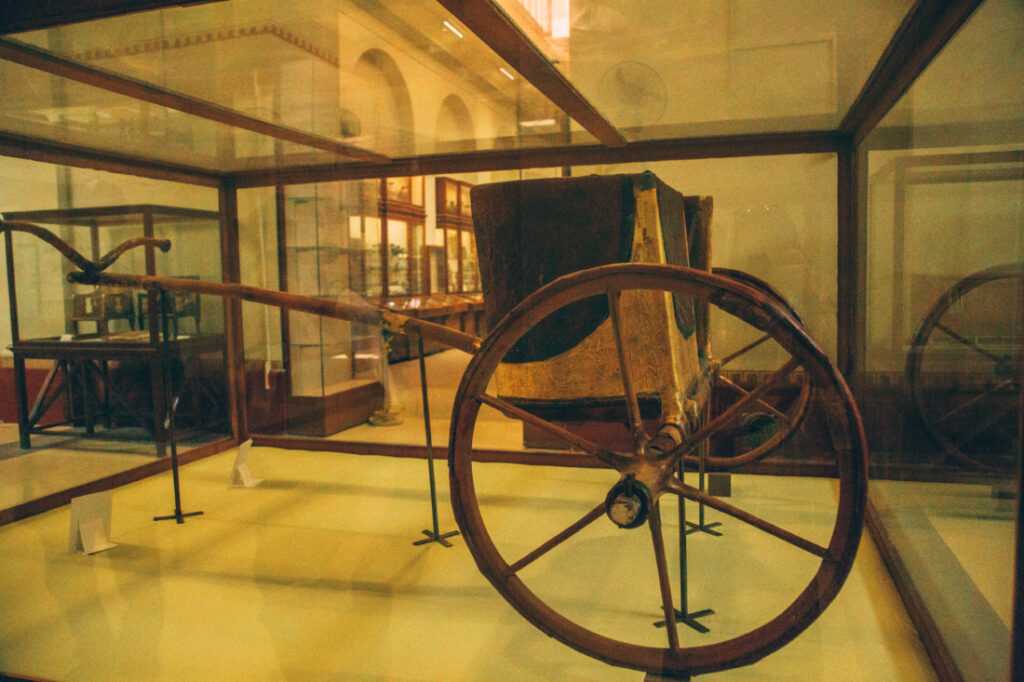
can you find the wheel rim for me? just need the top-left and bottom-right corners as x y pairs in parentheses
(905, 262), (1024, 471)
(448, 263), (868, 676)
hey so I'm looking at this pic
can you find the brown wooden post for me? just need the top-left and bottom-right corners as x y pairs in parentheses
(140, 205), (169, 453)
(836, 137), (861, 380)
(219, 179), (247, 442)
(5, 230), (30, 448)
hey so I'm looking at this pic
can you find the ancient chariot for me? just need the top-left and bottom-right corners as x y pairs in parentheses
(2, 173), (868, 678)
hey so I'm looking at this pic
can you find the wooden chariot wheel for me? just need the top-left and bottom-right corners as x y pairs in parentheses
(904, 262), (1024, 471)
(448, 263), (868, 677)
(705, 267), (813, 468)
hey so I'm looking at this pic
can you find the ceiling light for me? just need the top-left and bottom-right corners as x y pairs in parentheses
(443, 20), (463, 38)
(499, 67), (515, 80)
(519, 118), (556, 127)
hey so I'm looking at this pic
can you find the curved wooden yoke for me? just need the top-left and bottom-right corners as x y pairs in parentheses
(0, 220), (482, 355)
(1, 219), (171, 274)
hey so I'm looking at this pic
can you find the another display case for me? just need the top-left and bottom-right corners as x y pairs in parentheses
(381, 176), (426, 297)
(436, 176), (481, 294)
(278, 182), (383, 436)
(1, 204), (228, 452)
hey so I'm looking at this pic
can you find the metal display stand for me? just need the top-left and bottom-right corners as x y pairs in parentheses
(152, 288), (203, 525)
(686, 443), (722, 537)
(411, 333), (459, 547)
(655, 458), (714, 634)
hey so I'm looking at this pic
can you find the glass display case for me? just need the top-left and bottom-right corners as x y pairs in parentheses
(436, 176), (482, 294)
(0, 1), (1021, 680)
(1, 204), (228, 452)
(381, 176), (426, 297)
(278, 182), (383, 436)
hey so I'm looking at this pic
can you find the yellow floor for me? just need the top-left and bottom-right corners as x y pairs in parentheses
(0, 425), (157, 510)
(0, 442), (936, 681)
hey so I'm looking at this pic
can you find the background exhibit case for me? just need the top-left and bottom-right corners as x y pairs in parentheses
(278, 182), (383, 436)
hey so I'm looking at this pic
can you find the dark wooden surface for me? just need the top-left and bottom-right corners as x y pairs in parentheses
(10, 333), (227, 452)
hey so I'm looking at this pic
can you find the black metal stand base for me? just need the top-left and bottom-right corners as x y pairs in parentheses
(685, 520), (722, 536)
(654, 607), (714, 634)
(154, 510), (203, 524)
(413, 528), (460, 547)
(410, 334), (459, 549)
(644, 672), (692, 681)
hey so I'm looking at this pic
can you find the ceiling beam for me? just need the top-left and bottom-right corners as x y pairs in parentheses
(0, 0), (225, 35)
(840, 0), (984, 146)
(0, 131), (225, 187)
(0, 37), (389, 163)
(231, 131), (842, 188)
(436, 0), (627, 148)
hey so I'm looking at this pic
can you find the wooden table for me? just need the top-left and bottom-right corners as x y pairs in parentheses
(10, 331), (227, 455)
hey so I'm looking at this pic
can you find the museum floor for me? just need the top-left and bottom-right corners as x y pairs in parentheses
(0, 442), (940, 681)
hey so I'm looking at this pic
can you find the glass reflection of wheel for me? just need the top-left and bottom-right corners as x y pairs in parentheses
(706, 268), (813, 468)
(905, 262), (1024, 471)
(448, 264), (868, 677)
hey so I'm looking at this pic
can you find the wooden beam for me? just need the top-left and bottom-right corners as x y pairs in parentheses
(219, 179), (249, 442)
(840, 0), (984, 146)
(0, 37), (388, 163)
(436, 0), (626, 148)
(0, 130), (224, 186)
(232, 130), (842, 188)
(836, 137), (860, 379)
(0, 0), (224, 35)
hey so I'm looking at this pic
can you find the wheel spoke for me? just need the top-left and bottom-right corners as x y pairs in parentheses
(607, 289), (648, 449)
(648, 502), (680, 650)
(717, 374), (789, 422)
(661, 357), (802, 464)
(719, 333), (772, 367)
(935, 378), (1015, 424)
(506, 502), (607, 576)
(476, 393), (629, 468)
(945, 398), (1017, 447)
(935, 322), (1005, 364)
(665, 478), (832, 560)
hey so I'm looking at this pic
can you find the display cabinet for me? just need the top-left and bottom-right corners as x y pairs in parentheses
(381, 176), (426, 297)
(1, 205), (228, 453)
(277, 182), (383, 436)
(378, 177), (485, 362)
(436, 176), (481, 294)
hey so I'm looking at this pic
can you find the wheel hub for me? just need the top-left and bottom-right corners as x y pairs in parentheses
(605, 474), (652, 528)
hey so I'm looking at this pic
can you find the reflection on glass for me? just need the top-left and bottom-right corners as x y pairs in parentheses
(446, 228), (461, 292)
(284, 182), (385, 400)
(461, 230), (480, 292)
(387, 218), (409, 296)
(859, 3), (1023, 680)
(409, 223), (424, 295)
(428, 245), (445, 294)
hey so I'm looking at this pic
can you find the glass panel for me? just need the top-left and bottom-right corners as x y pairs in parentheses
(260, 181), (383, 433)
(8, 0), (584, 164)
(427, 245), (445, 294)
(387, 218), (409, 296)
(386, 177), (412, 203)
(860, 0), (1023, 679)
(461, 229), (480, 292)
(0, 164), (226, 511)
(409, 222), (424, 295)
(0, 56), (329, 173)
(496, 0), (914, 139)
(572, 155), (839, 362)
(446, 227), (461, 293)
